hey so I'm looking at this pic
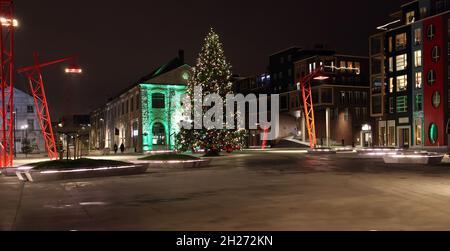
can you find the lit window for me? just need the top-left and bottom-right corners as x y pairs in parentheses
(355, 62), (361, 75)
(415, 119), (423, 145)
(406, 11), (415, 24)
(428, 70), (436, 85)
(388, 37), (393, 53)
(432, 91), (441, 108)
(395, 33), (407, 50)
(414, 50), (422, 67)
(432, 46), (441, 62)
(414, 28), (422, 45)
(397, 75), (408, 92)
(389, 78), (394, 93)
(415, 72), (423, 89)
(396, 54), (408, 71)
(396, 96), (408, 113)
(347, 61), (353, 70)
(389, 57), (394, 72)
(427, 24), (435, 40)
(340, 61), (346, 71)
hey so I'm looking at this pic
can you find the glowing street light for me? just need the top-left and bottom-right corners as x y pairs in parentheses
(0, 17), (18, 27)
(65, 64), (83, 74)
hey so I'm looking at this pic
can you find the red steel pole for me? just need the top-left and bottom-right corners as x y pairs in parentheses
(0, 0), (15, 167)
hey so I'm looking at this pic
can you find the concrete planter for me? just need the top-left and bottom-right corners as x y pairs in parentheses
(383, 153), (444, 165)
(133, 159), (212, 169)
(16, 164), (148, 183)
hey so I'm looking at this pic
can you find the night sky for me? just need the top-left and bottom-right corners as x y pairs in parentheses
(14, 0), (409, 118)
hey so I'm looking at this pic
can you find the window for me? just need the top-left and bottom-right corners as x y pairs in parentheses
(136, 95), (140, 110)
(355, 107), (361, 119)
(27, 119), (34, 130)
(355, 62), (361, 75)
(389, 57), (394, 72)
(432, 46), (441, 62)
(372, 96), (382, 114)
(428, 70), (436, 85)
(414, 50), (422, 67)
(389, 78), (394, 93)
(432, 91), (441, 108)
(388, 37), (393, 53)
(280, 57), (284, 64)
(428, 24), (435, 40)
(397, 96), (408, 113)
(287, 55), (292, 62)
(344, 108), (350, 121)
(420, 7), (428, 18)
(372, 77), (383, 94)
(395, 33), (407, 50)
(27, 105), (34, 113)
(340, 61), (346, 71)
(415, 72), (423, 89)
(397, 75), (408, 92)
(347, 61), (354, 70)
(414, 28), (422, 45)
(406, 11), (415, 24)
(415, 119), (423, 145)
(152, 93), (165, 109)
(415, 94), (423, 112)
(320, 88), (333, 103)
(429, 123), (438, 144)
(389, 97), (394, 114)
(340, 92), (346, 104)
(362, 92), (368, 103)
(396, 54), (408, 71)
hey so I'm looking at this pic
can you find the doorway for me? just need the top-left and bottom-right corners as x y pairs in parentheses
(152, 123), (166, 150)
(398, 127), (411, 148)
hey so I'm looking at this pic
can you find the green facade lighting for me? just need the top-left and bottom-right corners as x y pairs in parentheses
(140, 83), (187, 151)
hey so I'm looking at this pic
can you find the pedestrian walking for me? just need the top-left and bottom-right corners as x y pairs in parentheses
(114, 144), (118, 154)
(120, 143), (125, 154)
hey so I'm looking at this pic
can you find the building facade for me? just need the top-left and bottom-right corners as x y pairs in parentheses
(9, 88), (46, 155)
(236, 49), (371, 148)
(90, 52), (191, 153)
(370, 0), (450, 149)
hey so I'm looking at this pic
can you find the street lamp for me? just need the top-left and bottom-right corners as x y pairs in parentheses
(0, 17), (18, 27)
(65, 64), (83, 74)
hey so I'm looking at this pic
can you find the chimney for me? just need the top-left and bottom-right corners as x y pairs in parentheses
(178, 50), (185, 64)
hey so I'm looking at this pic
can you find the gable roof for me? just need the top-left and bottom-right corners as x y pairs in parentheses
(107, 53), (189, 102)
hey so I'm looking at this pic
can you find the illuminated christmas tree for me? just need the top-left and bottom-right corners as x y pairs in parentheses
(176, 28), (247, 155)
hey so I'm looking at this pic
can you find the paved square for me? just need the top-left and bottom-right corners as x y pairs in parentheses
(2, 150), (450, 231)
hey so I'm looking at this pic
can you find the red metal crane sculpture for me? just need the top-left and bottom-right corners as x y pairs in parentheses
(0, 0), (15, 167)
(17, 53), (81, 160)
(299, 66), (329, 149)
